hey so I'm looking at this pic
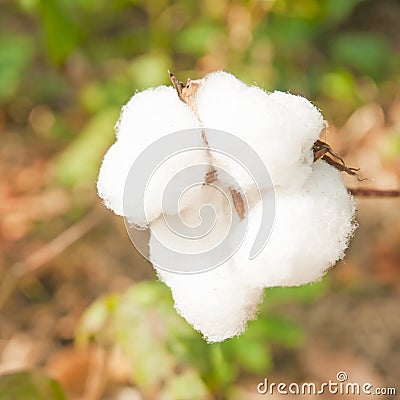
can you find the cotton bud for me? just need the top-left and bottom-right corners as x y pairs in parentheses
(97, 71), (357, 342)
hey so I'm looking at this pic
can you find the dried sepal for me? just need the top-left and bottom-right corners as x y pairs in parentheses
(169, 70), (203, 120)
(230, 188), (246, 220)
(312, 139), (364, 180)
(169, 71), (246, 220)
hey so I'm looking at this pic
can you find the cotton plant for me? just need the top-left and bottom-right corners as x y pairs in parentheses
(97, 71), (357, 342)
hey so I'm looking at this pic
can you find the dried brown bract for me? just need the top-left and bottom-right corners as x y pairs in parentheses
(169, 70), (247, 220)
(169, 70), (203, 119)
(312, 139), (364, 181)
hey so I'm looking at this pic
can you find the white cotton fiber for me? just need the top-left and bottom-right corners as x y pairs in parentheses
(203, 148), (260, 195)
(195, 71), (324, 190)
(149, 184), (232, 260)
(115, 86), (200, 142)
(142, 150), (211, 224)
(97, 86), (203, 222)
(234, 161), (356, 288)
(97, 140), (137, 216)
(150, 186), (264, 342)
(156, 262), (264, 343)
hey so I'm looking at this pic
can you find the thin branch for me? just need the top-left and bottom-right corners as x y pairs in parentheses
(83, 346), (108, 400)
(347, 188), (400, 197)
(0, 207), (104, 311)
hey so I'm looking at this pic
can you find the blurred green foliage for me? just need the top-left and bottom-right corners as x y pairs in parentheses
(2, 0), (399, 188)
(0, 370), (66, 400)
(0, 35), (34, 102)
(2, 0), (397, 345)
(77, 280), (326, 399)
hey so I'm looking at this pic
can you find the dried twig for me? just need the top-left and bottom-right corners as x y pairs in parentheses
(347, 188), (400, 197)
(312, 140), (399, 197)
(321, 154), (365, 180)
(312, 139), (365, 180)
(83, 346), (108, 400)
(0, 207), (104, 311)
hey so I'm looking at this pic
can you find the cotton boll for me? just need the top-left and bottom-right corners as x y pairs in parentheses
(157, 263), (264, 343)
(196, 72), (324, 190)
(97, 85), (203, 222)
(97, 70), (358, 343)
(234, 161), (356, 288)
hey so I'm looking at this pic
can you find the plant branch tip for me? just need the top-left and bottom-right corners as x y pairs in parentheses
(312, 139), (365, 180)
(347, 188), (400, 197)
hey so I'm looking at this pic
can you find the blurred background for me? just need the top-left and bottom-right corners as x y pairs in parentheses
(0, 0), (400, 399)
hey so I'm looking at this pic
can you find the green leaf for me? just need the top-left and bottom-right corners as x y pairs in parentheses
(77, 281), (306, 396)
(75, 294), (117, 345)
(225, 337), (272, 373)
(246, 315), (304, 348)
(0, 36), (34, 102)
(79, 80), (133, 114)
(128, 54), (171, 89)
(0, 370), (66, 400)
(77, 281), (196, 394)
(160, 371), (211, 400)
(265, 279), (328, 306)
(111, 282), (188, 390)
(322, 0), (364, 24)
(331, 33), (390, 78)
(320, 70), (357, 100)
(206, 344), (236, 389)
(256, 16), (315, 52)
(38, 0), (81, 64)
(175, 22), (222, 55)
(55, 107), (119, 187)
(17, 0), (40, 13)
